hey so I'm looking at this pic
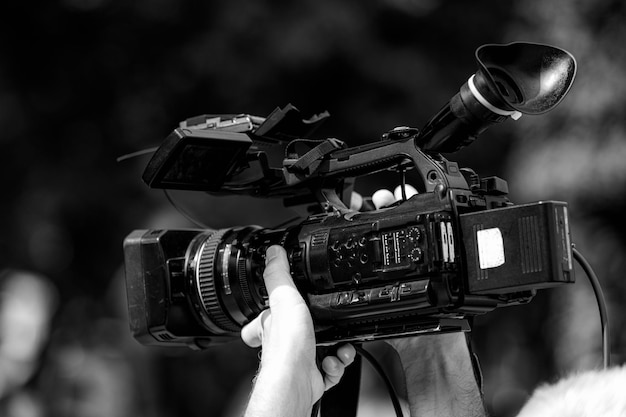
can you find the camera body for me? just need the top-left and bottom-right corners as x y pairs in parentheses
(124, 42), (577, 349)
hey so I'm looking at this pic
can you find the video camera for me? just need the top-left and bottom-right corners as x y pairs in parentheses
(124, 42), (577, 349)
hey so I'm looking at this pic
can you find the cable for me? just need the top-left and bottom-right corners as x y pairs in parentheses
(398, 164), (407, 201)
(271, 216), (303, 229)
(116, 146), (158, 163)
(354, 345), (404, 417)
(572, 248), (611, 369)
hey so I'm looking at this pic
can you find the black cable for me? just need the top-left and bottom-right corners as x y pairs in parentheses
(398, 164), (407, 201)
(271, 216), (303, 229)
(116, 146), (158, 163)
(572, 248), (611, 369)
(354, 345), (404, 417)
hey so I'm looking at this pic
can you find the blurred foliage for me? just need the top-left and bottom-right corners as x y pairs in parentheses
(0, 0), (624, 416)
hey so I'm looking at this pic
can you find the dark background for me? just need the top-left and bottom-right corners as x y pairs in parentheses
(1, 0), (625, 416)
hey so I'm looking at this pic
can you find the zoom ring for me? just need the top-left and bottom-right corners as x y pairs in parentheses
(196, 230), (239, 333)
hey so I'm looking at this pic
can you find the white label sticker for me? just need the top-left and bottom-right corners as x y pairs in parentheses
(440, 223), (449, 262)
(477, 228), (505, 269)
(447, 222), (455, 261)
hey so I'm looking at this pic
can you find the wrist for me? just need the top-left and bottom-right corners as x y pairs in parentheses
(246, 362), (315, 417)
(389, 333), (486, 416)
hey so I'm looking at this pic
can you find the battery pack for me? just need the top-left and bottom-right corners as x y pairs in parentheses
(459, 201), (575, 294)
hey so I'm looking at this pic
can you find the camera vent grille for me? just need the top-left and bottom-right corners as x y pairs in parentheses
(519, 215), (543, 274)
(311, 231), (328, 247)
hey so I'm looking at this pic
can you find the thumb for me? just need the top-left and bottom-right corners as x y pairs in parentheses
(263, 245), (298, 298)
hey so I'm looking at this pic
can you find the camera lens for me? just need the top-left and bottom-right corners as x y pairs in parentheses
(185, 230), (241, 334)
(184, 226), (278, 337)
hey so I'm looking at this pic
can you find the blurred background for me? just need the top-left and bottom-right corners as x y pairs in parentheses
(1, 0), (625, 416)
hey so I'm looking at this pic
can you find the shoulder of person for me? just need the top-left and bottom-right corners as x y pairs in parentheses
(516, 365), (626, 417)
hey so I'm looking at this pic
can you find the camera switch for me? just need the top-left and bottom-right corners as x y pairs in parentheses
(351, 291), (368, 304)
(400, 283), (412, 294)
(337, 292), (351, 306)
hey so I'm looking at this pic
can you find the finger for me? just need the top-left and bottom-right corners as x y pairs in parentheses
(321, 356), (345, 390)
(263, 245), (297, 297)
(240, 309), (271, 348)
(336, 344), (356, 367)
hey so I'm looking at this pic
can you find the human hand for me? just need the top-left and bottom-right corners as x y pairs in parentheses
(241, 245), (355, 417)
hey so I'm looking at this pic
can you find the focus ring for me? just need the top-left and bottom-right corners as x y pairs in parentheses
(237, 257), (254, 306)
(195, 229), (239, 333)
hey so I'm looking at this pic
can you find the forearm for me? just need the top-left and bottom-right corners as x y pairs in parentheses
(244, 362), (314, 417)
(389, 333), (486, 417)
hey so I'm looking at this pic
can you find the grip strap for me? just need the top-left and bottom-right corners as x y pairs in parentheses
(286, 138), (345, 176)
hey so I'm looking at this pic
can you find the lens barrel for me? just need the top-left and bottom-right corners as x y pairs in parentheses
(186, 229), (240, 333)
(185, 226), (285, 336)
